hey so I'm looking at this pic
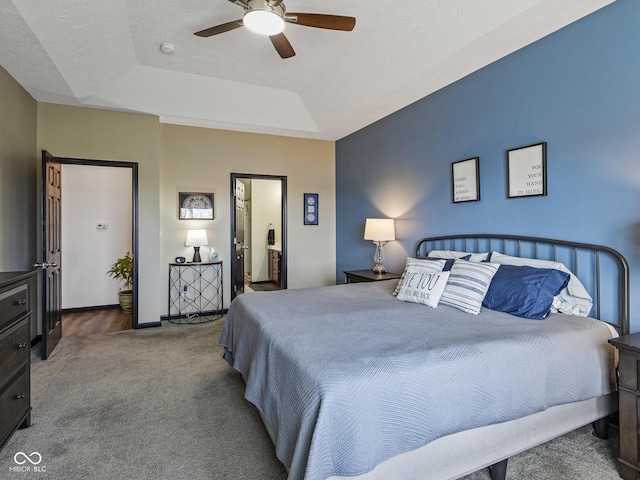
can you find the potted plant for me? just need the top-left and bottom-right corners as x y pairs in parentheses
(107, 252), (133, 313)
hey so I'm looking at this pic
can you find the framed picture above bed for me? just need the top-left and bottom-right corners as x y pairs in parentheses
(507, 142), (547, 198)
(451, 157), (480, 203)
(179, 192), (214, 220)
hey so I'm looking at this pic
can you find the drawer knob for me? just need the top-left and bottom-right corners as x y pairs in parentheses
(16, 394), (25, 400)
(15, 299), (26, 305)
(18, 343), (27, 349)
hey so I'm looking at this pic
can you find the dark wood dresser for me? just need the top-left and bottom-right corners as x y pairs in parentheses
(609, 332), (640, 480)
(0, 271), (35, 450)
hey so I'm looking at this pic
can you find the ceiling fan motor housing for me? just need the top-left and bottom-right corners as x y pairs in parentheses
(243, 0), (286, 35)
(246, 0), (286, 14)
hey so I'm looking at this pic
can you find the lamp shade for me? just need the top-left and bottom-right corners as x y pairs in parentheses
(185, 229), (208, 247)
(364, 218), (395, 241)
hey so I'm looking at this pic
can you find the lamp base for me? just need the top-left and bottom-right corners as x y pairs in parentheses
(372, 264), (387, 274)
(372, 241), (387, 274)
(192, 246), (202, 263)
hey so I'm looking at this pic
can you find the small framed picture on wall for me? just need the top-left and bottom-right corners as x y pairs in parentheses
(179, 192), (214, 220)
(507, 142), (547, 198)
(304, 193), (318, 225)
(451, 157), (480, 203)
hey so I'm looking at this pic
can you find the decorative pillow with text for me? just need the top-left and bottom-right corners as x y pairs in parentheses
(396, 268), (450, 308)
(393, 257), (447, 296)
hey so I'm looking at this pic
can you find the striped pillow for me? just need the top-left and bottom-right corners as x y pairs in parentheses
(440, 260), (500, 315)
(393, 257), (447, 296)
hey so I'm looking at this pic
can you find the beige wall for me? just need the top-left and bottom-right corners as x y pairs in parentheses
(0, 66), (37, 271)
(37, 103), (162, 325)
(34, 105), (336, 323)
(160, 124), (336, 309)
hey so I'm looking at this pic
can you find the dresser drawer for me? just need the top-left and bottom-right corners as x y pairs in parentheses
(0, 319), (29, 386)
(0, 284), (29, 332)
(0, 366), (30, 443)
(271, 259), (280, 274)
(618, 351), (640, 392)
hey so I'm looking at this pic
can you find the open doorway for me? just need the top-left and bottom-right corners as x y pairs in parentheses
(230, 173), (287, 301)
(39, 153), (138, 358)
(60, 163), (133, 337)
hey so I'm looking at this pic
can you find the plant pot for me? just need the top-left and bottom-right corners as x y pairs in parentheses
(119, 290), (133, 313)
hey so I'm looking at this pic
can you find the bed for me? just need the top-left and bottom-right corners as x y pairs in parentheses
(219, 234), (629, 480)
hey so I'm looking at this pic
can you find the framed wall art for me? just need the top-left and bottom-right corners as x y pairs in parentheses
(507, 142), (547, 198)
(451, 157), (480, 203)
(304, 193), (318, 225)
(179, 192), (214, 220)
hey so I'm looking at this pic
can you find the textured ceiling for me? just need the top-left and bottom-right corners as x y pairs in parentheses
(0, 0), (614, 140)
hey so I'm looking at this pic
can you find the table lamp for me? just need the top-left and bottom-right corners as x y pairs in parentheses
(185, 229), (208, 263)
(364, 218), (395, 273)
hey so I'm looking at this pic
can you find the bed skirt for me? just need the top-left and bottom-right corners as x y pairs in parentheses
(256, 393), (617, 480)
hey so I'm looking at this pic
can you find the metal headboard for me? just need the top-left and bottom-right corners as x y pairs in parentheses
(415, 234), (630, 335)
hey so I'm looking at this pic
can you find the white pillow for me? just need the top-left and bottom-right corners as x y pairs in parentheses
(489, 252), (592, 316)
(396, 268), (450, 308)
(393, 257), (447, 296)
(439, 260), (500, 315)
(428, 250), (489, 263)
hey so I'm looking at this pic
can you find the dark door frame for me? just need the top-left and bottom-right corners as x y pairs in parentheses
(46, 156), (140, 329)
(230, 173), (287, 301)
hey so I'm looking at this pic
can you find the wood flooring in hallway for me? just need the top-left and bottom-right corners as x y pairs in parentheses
(62, 308), (132, 338)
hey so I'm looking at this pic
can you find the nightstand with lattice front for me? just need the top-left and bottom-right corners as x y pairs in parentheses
(168, 262), (223, 323)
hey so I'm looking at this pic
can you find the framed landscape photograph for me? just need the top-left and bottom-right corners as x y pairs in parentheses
(507, 142), (547, 198)
(451, 157), (480, 203)
(179, 192), (214, 220)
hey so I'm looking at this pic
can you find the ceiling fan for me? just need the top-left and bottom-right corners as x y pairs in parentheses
(194, 0), (356, 59)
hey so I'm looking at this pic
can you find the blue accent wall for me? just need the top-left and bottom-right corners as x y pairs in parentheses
(336, 0), (640, 332)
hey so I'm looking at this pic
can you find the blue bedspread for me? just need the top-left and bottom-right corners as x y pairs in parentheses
(219, 281), (616, 480)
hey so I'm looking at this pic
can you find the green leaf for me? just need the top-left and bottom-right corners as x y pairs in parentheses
(107, 252), (133, 290)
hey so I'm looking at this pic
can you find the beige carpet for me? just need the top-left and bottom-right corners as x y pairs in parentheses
(0, 318), (622, 479)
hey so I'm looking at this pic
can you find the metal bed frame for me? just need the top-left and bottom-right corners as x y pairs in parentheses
(331, 234), (628, 480)
(416, 234), (630, 335)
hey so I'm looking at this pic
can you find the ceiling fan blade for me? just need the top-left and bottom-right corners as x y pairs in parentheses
(269, 33), (295, 59)
(286, 13), (356, 31)
(194, 20), (243, 37)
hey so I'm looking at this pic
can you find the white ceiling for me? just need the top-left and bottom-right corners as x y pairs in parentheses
(0, 0), (614, 141)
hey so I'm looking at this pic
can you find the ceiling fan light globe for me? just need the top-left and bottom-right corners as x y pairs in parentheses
(243, 10), (285, 36)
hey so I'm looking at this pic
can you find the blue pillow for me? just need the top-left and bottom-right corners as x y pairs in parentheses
(482, 265), (570, 320)
(418, 255), (470, 271)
